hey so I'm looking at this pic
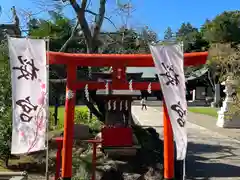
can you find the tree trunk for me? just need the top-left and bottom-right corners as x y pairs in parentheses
(67, 0), (107, 122)
(89, 112), (93, 119)
(54, 96), (59, 126)
(79, 90), (105, 122)
(208, 70), (215, 92)
(4, 152), (10, 168)
(82, 98), (104, 122)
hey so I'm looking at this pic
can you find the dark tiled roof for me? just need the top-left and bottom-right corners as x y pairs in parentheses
(96, 90), (141, 96)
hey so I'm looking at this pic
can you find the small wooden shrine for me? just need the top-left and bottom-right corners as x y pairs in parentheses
(92, 72), (142, 153)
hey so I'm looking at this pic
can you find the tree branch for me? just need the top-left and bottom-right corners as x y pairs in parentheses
(0, 6), (21, 36)
(69, 0), (93, 52)
(59, 22), (79, 52)
(84, 99), (104, 122)
(81, 0), (88, 9)
(103, 32), (126, 47)
(85, 9), (117, 30)
(92, 0), (106, 44)
(208, 70), (215, 92)
(80, 90), (105, 122)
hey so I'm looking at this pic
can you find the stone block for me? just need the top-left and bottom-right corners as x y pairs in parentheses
(73, 124), (91, 140)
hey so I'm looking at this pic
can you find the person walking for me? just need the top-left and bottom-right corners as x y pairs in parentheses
(141, 97), (147, 110)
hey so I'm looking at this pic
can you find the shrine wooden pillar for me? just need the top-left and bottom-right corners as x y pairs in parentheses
(163, 100), (174, 179)
(62, 65), (77, 180)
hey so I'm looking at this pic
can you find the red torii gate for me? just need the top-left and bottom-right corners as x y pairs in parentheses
(48, 51), (208, 180)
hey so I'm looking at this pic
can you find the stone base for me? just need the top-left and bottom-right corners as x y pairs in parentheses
(187, 100), (207, 106)
(217, 111), (240, 128)
(103, 146), (139, 156)
(73, 124), (91, 140)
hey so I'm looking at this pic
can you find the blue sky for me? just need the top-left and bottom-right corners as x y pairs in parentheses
(1, 0), (240, 39)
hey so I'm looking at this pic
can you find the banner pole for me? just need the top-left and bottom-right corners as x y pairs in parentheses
(181, 41), (186, 180)
(163, 99), (174, 179)
(183, 158), (186, 180)
(45, 38), (50, 180)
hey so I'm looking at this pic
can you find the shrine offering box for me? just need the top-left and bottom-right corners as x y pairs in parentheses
(101, 127), (133, 147)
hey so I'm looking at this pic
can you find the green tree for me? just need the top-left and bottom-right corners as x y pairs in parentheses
(0, 41), (12, 166)
(28, 11), (84, 53)
(0, 6), (21, 165)
(137, 26), (158, 53)
(175, 23), (209, 84)
(164, 27), (174, 40)
(176, 23), (198, 37)
(199, 11), (240, 103)
(207, 43), (240, 82)
(201, 11), (240, 44)
(102, 26), (158, 54)
(176, 22), (209, 52)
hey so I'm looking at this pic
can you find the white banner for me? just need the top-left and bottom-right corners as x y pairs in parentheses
(8, 37), (48, 154)
(149, 43), (187, 160)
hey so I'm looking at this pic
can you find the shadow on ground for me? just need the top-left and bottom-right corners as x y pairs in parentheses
(186, 142), (240, 179)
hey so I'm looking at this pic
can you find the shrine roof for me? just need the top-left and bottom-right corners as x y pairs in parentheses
(186, 67), (209, 81)
(96, 90), (141, 96)
(126, 67), (156, 78)
(127, 67), (209, 79)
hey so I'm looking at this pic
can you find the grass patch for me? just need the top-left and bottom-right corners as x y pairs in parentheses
(0, 160), (10, 172)
(49, 106), (85, 125)
(188, 107), (218, 117)
(49, 105), (102, 133)
(49, 106), (92, 129)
